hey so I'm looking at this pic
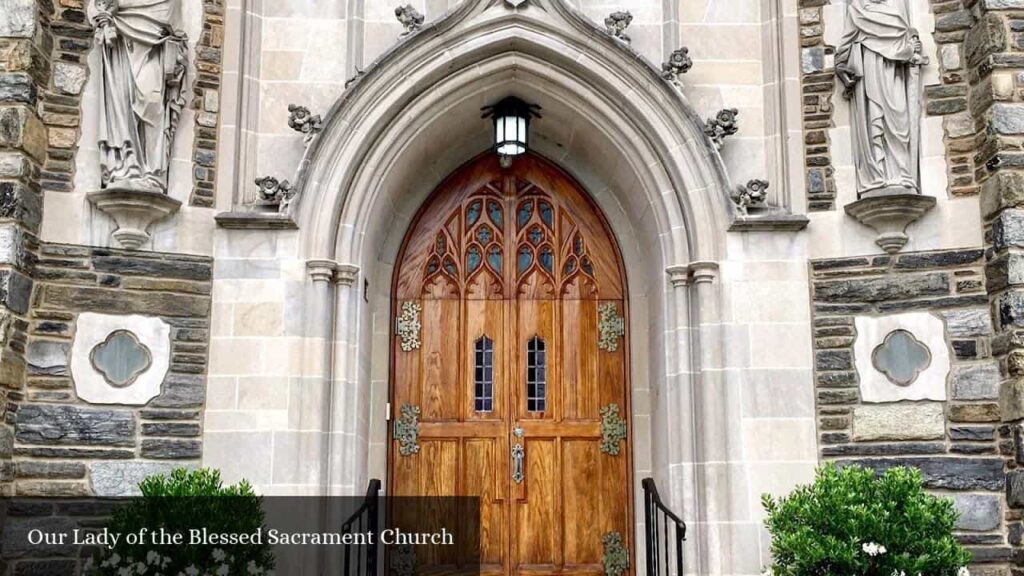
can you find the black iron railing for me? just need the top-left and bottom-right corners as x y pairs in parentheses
(642, 478), (686, 576)
(341, 479), (381, 576)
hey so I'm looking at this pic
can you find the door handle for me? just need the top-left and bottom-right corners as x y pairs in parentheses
(511, 425), (524, 484)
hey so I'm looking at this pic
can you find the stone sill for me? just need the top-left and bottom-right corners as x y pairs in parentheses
(729, 214), (810, 232)
(215, 211), (298, 230)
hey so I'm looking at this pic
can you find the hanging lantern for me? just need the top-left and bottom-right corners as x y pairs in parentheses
(482, 97), (542, 161)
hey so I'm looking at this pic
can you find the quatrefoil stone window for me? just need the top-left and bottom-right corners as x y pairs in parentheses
(871, 329), (932, 387)
(89, 330), (153, 388)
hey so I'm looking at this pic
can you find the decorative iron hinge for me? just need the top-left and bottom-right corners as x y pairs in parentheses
(598, 303), (625, 352)
(600, 404), (627, 456)
(397, 301), (422, 351)
(602, 531), (629, 576)
(394, 404), (421, 456)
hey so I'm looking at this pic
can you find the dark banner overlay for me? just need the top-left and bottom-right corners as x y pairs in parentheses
(2, 497), (481, 576)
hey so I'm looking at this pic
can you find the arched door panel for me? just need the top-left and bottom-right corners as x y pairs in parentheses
(390, 153), (631, 576)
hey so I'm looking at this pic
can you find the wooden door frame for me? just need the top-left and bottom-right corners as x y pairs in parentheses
(385, 150), (636, 572)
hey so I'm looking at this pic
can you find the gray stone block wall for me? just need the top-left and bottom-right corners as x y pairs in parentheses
(11, 243), (212, 499)
(810, 248), (1010, 568)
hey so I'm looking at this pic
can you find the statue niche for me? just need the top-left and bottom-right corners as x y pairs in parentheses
(835, 0), (927, 199)
(90, 0), (189, 194)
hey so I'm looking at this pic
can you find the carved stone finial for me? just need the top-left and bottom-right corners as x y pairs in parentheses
(604, 11), (633, 43)
(733, 179), (770, 216)
(255, 176), (296, 214)
(662, 47), (693, 80)
(395, 4), (424, 35)
(287, 104), (323, 144)
(704, 108), (739, 150)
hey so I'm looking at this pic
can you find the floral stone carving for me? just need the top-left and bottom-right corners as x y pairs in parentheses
(604, 11), (633, 43)
(397, 301), (422, 351)
(662, 47), (693, 80)
(598, 303), (625, 352)
(872, 329), (932, 387)
(255, 176), (296, 214)
(89, 330), (153, 388)
(602, 532), (629, 576)
(704, 108), (739, 150)
(733, 180), (770, 216)
(600, 404), (627, 455)
(287, 105), (323, 144)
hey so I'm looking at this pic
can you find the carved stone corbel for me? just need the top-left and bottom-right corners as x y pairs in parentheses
(845, 193), (936, 254)
(88, 187), (182, 250)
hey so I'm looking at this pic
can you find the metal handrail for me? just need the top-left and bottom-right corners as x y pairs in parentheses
(341, 479), (382, 576)
(642, 478), (686, 576)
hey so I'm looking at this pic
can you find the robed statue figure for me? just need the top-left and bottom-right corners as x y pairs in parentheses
(835, 0), (927, 198)
(89, 0), (188, 193)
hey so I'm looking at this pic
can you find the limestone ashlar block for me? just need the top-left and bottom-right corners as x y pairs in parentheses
(15, 404), (136, 447)
(852, 403), (945, 441)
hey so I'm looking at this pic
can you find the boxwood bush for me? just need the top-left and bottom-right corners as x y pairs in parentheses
(762, 464), (971, 576)
(87, 468), (275, 576)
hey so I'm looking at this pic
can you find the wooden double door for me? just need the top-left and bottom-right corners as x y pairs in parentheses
(389, 153), (632, 575)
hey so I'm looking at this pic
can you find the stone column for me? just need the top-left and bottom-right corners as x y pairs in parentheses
(664, 265), (702, 574)
(973, 3), (1024, 572)
(0, 0), (47, 496)
(306, 259), (337, 496)
(326, 264), (364, 495)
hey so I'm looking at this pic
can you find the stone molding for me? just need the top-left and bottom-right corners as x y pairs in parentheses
(214, 211), (298, 230)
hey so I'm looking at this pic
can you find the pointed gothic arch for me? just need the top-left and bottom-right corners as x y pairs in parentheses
(288, 2), (748, 574)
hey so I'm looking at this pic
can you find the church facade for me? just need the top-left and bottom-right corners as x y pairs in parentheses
(0, 0), (1018, 573)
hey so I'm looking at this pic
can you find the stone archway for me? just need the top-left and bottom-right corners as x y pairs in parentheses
(285, 1), (748, 573)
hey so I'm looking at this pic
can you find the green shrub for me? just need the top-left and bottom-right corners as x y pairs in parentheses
(762, 464), (971, 576)
(87, 468), (275, 576)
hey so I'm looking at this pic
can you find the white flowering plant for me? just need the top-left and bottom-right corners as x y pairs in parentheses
(86, 468), (275, 576)
(761, 464), (971, 576)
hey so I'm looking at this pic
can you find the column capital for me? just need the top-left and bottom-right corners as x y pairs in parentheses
(306, 259), (338, 283)
(334, 264), (361, 287)
(689, 261), (719, 284)
(665, 262), (719, 287)
(665, 265), (691, 288)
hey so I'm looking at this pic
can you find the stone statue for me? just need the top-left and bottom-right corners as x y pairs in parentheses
(90, 0), (189, 194)
(835, 0), (927, 198)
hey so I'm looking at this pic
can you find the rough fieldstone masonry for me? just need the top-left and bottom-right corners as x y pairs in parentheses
(809, 249), (1010, 567)
(13, 244), (211, 499)
(189, 0), (224, 208)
